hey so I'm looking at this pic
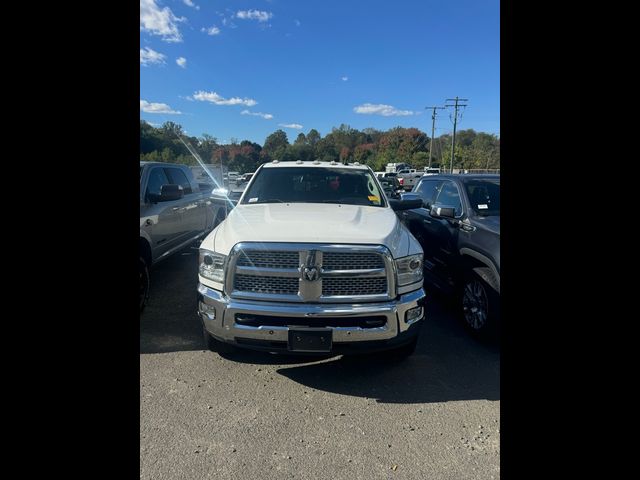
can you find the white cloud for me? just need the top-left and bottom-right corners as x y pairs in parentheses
(236, 9), (273, 22)
(341, 76), (349, 81)
(353, 103), (415, 116)
(140, 47), (166, 66)
(279, 123), (303, 129)
(294, 19), (301, 27)
(182, 0), (199, 9)
(176, 57), (187, 68)
(202, 25), (221, 35)
(140, 0), (183, 43)
(241, 110), (273, 120)
(193, 90), (257, 106)
(140, 100), (182, 114)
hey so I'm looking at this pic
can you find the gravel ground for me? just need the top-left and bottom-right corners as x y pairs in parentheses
(140, 249), (500, 479)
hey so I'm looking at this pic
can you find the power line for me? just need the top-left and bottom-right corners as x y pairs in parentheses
(445, 97), (468, 173)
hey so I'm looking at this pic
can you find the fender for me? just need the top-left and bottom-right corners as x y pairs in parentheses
(459, 247), (500, 293)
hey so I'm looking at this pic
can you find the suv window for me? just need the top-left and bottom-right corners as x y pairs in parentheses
(415, 179), (442, 206)
(464, 179), (500, 216)
(145, 167), (170, 199)
(434, 181), (463, 216)
(164, 167), (193, 194)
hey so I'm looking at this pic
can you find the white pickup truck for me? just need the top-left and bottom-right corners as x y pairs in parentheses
(397, 168), (424, 190)
(197, 160), (427, 358)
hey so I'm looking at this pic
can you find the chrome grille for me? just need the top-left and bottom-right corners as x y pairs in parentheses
(322, 277), (387, 296)
(227, 243), (394, 303)
(323, 252), (384, 270)
(234, 274), (299, 295)
(236, 250), (299, 269)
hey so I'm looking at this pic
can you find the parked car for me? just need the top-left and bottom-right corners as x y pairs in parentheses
(383, 171), (405, 189)
(208, 185), (245, 228)
(197, 160), (426, 358)
(397, 169), (424, 190)
(378, 176), (404, 199)
(398, 174), (500, 338)
(140, 162), (217, 313)
(236, 172), (254, 186)
(385, 162), (412, 173)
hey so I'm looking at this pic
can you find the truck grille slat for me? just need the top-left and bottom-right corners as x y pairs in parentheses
(234, 274), (299, 295)
(322, 277), (387, 296)
(323, 252), (384, 270)
(236, 251), (299, 269)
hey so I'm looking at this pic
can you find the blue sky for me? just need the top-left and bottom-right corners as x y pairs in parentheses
(140, 0), (499, 145)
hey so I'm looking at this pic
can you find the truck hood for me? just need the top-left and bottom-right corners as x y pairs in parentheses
(202, 203), (420, 259)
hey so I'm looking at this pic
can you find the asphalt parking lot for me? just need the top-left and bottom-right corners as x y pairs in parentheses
(140, 248), (500, 480)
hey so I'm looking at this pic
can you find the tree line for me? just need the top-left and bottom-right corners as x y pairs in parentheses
(140, 120), (500, 173)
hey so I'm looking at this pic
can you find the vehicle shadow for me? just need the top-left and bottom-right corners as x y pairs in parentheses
(139, 250), (326, 365)
(276, 298), (500, 404)
(139, 249), (205, 354)
(140, 253), (500, 403)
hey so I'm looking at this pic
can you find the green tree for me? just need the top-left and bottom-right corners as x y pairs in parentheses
(263, 129), (289, 160)
(306, 129), (321, 146)
(294, 132), (307, 145)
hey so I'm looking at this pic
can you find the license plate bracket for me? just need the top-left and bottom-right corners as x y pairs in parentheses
(287, 329), (332, 353)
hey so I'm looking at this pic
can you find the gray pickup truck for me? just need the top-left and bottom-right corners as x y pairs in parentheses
(140, 162), (217, 312)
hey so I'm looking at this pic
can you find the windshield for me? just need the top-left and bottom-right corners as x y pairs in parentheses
(241, 167), (386, 207)
(464, 179), (500, 216)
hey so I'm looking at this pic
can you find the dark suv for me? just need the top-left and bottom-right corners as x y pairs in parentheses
(398, 174), (500, 338)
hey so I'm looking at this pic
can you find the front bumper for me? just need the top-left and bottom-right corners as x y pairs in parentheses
(197, 283), (426, 353)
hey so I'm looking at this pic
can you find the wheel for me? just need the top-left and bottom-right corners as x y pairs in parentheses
(202, 326), (236, 354)
(139, 256), (150, 314)
(461, 270), (500, 339)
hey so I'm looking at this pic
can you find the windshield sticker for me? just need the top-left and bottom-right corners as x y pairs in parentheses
(248, 197), (258, 203)
(478, 204), (488, 209)
(368, 195), (380, 202)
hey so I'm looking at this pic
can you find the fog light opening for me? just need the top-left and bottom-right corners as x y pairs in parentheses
(405, 306), (423, 323)
(199, 301), (216, 319)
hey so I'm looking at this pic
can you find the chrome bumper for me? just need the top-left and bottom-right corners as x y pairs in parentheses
(197, 283), (425, 347)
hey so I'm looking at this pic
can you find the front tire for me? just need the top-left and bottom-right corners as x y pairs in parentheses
(461, 271), (499, 339)
(139, 256), (150, 314)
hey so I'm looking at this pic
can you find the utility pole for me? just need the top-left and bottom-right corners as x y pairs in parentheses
(425, 106), (445, 168)
(445, 96), (468, 173)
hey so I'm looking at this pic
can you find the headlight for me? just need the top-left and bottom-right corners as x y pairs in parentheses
(395, 254), (423, 286)
(199, 249), (226, 283)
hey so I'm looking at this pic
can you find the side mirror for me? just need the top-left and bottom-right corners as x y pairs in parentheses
(389, 198), (423, 211)
(400, 192), (420, 202)
(430, 205), (456, 219)
(151, 184), (183, 202)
